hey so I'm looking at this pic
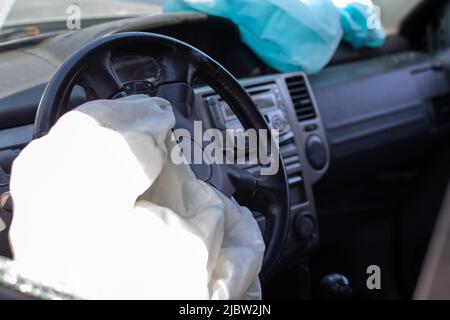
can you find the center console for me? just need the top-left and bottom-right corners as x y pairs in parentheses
(194, 72), (330, 268)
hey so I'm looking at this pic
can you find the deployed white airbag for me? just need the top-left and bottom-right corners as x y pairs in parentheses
(8, 95), (265, 299)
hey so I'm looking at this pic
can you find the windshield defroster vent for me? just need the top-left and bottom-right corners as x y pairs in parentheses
(286, 75), (316, 122)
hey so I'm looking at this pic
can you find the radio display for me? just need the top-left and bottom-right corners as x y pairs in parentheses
(221, 92), (277, 119)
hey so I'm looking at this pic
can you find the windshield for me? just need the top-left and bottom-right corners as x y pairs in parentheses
(373, 0), (422, 34)
(1, 0), (163, 27)
(0, 0), (422, 43)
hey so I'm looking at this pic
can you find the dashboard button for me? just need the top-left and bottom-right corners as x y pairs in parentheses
(304, 123), (318, 132)
(271, 114), (287, 131)
(295, 214), (315, 240)
(305, 135), (327, 171)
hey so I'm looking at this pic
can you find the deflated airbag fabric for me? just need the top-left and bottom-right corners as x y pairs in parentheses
(164, 0), (385, 73)
(9, 95), (265, 299)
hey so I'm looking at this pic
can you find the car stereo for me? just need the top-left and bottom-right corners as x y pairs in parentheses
(203, 82), (293, 142)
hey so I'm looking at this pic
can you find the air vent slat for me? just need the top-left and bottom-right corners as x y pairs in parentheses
(296, 109), (315, 115)
(297, 114), (315, 119)
(288, 87), (308, 94)
(286, 75), (316, 122)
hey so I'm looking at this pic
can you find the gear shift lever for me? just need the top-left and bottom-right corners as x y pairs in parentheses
(320, 273), (352, 299)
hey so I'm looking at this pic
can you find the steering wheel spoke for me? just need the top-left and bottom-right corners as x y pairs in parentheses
(227, 165), (283, 213)
(78, 52), (124, 100)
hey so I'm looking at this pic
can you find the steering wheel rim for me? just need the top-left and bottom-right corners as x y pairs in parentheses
(33, 32), (290, 285)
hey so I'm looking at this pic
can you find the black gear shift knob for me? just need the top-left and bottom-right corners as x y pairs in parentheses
(320, 274), (352, 299)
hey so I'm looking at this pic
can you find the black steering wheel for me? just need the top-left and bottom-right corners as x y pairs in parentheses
(34, 32), (289, 284)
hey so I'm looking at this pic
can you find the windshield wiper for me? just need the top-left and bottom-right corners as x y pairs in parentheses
(0, 27), (64, 52)
(0, 27), (29, 42)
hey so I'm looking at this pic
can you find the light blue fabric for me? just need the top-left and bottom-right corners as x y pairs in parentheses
(164, 0), (385, 73)
(339, 2), (386, 49)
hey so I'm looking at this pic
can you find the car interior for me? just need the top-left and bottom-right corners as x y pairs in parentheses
(1, 0), (450, 300)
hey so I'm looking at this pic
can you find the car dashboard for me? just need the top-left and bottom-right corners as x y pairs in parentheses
(0, 13), (449, 275)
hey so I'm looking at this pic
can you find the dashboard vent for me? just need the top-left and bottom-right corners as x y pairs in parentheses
(286, 75), (316, 121)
